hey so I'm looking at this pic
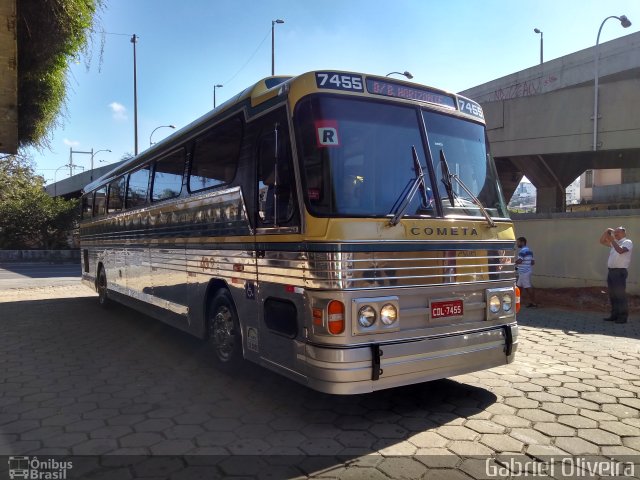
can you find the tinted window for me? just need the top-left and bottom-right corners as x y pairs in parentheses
(295, 96), (430, 218)
(94, 186), (107, 217)
(257, 127), (295, 225)
(107, 177), (126, 213)
(152, 149), (185, 201)
(126, 167), (150, 208)
(189, 117), (242, 192)
(82, 194), (94, 219)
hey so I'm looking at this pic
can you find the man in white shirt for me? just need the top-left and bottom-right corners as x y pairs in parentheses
(599, 226), (633, 324)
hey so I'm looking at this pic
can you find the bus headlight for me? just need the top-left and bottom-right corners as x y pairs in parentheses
(486, 287), (516, 319)
(502, 294), (512, 312)
(358, 305), (377, 327)
(380, 304), (398, 325)
(489, 295), (501, 314)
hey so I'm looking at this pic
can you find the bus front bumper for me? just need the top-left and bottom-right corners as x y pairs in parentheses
(303, 323), (518, 395)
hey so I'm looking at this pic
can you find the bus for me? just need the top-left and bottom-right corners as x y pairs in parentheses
(80, 70), (519, 394)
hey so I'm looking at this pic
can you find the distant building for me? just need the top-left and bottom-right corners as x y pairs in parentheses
(508, 181), (536, 212)
(579, 168), (640, 210)
(565, 177), (580, 205)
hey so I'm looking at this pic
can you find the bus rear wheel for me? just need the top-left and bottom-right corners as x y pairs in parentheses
(97, 267), (110, 308)
(207, 290), (243, 370)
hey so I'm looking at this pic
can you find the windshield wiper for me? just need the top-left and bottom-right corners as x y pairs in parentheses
(389, 146), (431, 226)
(439, 149), (455, 207)
(439, 148), (496, 228)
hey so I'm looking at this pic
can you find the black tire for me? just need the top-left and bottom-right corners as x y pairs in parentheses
(97, 266), (110, 308)
(207, 290), (244, 370)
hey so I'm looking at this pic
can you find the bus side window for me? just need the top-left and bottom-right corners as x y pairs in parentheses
(93, 186), (107, 217)
(257, 124), (296, 226)
(189, 117), (242, 193)
(82, 193), (94, 218)
(126, 167), (150, 209)
(152, 149), (185, 202)
(107, 177), (126, 213)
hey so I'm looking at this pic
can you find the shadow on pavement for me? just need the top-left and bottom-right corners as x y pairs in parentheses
(517, 306), (640, 340)
(0, 262), (81, 279)
(0, 295), (499, 478)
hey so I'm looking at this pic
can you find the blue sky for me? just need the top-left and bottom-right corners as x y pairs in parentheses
(29, 0), (640, 183)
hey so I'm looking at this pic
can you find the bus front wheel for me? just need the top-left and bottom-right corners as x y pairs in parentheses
(207, 290), (243, 370)
(97, 267), (110, 308)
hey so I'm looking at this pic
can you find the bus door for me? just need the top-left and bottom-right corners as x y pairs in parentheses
(253, 116), (303, 374)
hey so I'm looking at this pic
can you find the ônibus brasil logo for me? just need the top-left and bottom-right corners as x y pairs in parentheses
(8, 457), (73, 480)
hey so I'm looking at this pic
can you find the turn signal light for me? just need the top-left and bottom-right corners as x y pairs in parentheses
(312, 308), (323, 326)
(515, 286), (521, 313)
(327, 300), (345, 334)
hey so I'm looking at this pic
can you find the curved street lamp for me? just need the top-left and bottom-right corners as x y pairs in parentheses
(91, 149), (111, 171)
(213, 84), (223, 108)
(149, 125), (176, 147)
(53, 164), (70, 196)
(90, 149), (111, 181)
(534, 28), (543, 64)
(271, 19), (285, 76)
(593, 15), (631, 151)
(386, 71), (413, 79)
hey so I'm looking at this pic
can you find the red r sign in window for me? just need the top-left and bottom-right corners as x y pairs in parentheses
(315, 120), (340, 148)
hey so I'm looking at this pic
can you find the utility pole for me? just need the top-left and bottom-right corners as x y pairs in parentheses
(69, 148), (92, 176)
(131, 34), (139, 156)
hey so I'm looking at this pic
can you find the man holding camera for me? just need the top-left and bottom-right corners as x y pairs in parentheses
(599, 226), (633, 324)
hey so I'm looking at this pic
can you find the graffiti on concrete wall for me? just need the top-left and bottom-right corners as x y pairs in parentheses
(493, 74), (558, 101)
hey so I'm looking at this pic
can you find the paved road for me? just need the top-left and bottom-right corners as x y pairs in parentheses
(0, 283), (638, 479)
(0, 263), (81, 289)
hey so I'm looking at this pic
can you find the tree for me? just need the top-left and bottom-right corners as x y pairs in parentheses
(18, 0), (104, 148)
(0, 155), (79, 249)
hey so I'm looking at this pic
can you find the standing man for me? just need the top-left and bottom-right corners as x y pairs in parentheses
(516, 237), (537, 308)
(599, 226), (633, 324)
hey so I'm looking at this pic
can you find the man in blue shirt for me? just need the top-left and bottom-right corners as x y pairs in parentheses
(516, 236), (537, 308)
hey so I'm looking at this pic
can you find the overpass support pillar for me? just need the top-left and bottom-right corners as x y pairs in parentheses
(536, 186), (565, 213)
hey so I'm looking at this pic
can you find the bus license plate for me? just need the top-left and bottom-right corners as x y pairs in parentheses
(431, 300), (463, 319)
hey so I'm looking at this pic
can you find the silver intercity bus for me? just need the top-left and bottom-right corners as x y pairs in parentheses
(80, 71), (519, 394)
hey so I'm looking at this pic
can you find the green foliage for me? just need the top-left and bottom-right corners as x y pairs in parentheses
(18, 0), (104, 147)
(0, 156), (79, 248)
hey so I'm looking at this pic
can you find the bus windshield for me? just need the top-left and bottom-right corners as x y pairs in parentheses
(294, 96), (508, 219)
(423, 110), (508, 220)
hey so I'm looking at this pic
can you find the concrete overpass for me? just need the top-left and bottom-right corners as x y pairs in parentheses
(460, 31), (640, 212)
(45, 161), (125, 199)
(0, 0), (17, 153)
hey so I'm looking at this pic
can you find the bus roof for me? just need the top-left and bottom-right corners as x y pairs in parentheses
(83, 70), (483, 194)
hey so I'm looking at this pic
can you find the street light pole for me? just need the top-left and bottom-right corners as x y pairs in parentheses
(54, 164), (70, 197)
(131, 34), (139, 156)
(534, 28), (543, 64)
(271, 19), (284, 76)
(593, 15), (631, 151)
(90, 149), (112, 180)
(213, 84), (223, 108)
(149, 125), (176, 146)
(386, 71), (413, 79)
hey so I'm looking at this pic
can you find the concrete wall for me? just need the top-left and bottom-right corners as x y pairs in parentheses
(513, 210), (639, 294)
(0, 250), (80, 263)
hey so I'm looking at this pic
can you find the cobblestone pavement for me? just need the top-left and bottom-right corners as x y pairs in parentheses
(0, 284), (639, 479)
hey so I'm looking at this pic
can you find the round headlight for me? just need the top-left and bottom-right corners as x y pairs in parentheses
(502, 294), (512, 312)
(489, 295), (501, 314)
(358, 305), (377, 327)
(380, 304), (398, 325)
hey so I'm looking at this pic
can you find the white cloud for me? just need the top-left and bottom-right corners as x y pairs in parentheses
(109, 102), (128, 121)
(63, 138), (80, 147)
